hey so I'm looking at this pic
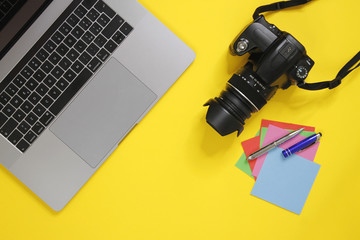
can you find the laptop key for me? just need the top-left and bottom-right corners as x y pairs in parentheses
(44, 40), (57, 53)
(33, 69), (46, 82)
(97, 13), (110, 27)
(74, 5), (87, 19)
(64, 69), (76, 82)
(40, 60), (54, 74)
(10, 95), (23, 108)
(25, 112), (38, 126)
(103, 15), (124, 38)
(20, 100), (34, 114)
(59, 22), (72, 36)
(48, 87), (61, 100)
(33, 104), (46, 117)
(71, 26), (84, 39)
(5, 83), (19, 96)
(8, 130), (23, 145)
(56, 43), (70, 56)
(28, 92), (42, 105)
(82, 0), (97, 10)
(67, 14), (80, 27)
(79, 17), (92, 30)
(51, 31), (65, 44)
(71, 60), (84, 74)
(39, 111), (54, 126)
(86, 43), (99, 56)
(24, 131), (37, 144)
(74, 39), (87, 53)
(59, 57), (72, 70)
(18, 121), (30, 134)
(120, 22), (133, 36)
(32, 122), (45, 135)
(13, 109), (26, 122)
(51, 66), (64, 79)
(25, 78), (38, 91)
(44, 75), (57, 88)
(66, 49), (79, 61)
(0, 92), (11, 105)
(96, 49), (110, 62)
(35, 83), (49, 96)
(36, 49), (49, 62)
(18, 87), (31, 100)
(82, 31), (95, 44)
(64, 34), (77, 48)
(21, 66), (34, 79)
(79, 52), (92, 65)
(0, 118), (18, 137)
(49, 52), (61, 65)
(13, 75), (26, 88)
(94, 34), (107, 48)
(33, 103), (45, 117)
(16, 139), (30, 153)
(40, 95), (54, 108)
(112, 31), (125, 44)
(89, 22), (102, 36)
(56, 78), (69, 91)
(95, 1), (115, 18)
(86, 8), (99, 21)
(104, 40), (117, 53)
(88, 57), (102, 72)
(2, 104), (15, 117)
(28, 57), (41, 71)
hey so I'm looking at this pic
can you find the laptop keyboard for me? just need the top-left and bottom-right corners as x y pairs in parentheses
(0, 0), (133, 153)
(0, 0), (27, 31)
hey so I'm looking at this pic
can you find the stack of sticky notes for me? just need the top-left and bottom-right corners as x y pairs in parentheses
(236, 119), (321, 214)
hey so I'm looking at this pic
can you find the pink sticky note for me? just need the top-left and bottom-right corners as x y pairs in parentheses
(252, 124), (320, 178)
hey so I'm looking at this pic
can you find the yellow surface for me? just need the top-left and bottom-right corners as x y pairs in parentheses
(1, 0), (360, 239)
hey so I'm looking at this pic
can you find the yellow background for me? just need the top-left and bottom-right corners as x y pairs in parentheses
(1, 0), (360, 239)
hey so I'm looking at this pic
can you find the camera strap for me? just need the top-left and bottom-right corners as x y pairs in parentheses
(297, 52), (360, 90)
(253, 0), (360, 90)
(253, 0), (312, 20)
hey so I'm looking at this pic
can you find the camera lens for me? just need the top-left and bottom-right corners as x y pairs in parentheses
(204, 67), (276, 136)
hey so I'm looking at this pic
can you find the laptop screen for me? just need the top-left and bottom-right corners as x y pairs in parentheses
(0, 0), (52, 60)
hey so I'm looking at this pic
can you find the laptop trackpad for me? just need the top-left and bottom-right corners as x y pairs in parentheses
(50, 58), (157, 168)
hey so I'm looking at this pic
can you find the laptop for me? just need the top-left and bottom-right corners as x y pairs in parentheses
(0, 0), (195, 211)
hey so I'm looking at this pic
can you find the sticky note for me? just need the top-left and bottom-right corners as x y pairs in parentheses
(252, 125), (320, 178)
(251, 147), (320, 215)
(260, 119), (315, 132)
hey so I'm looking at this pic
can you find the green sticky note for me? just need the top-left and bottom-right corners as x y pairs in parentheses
(235, 152), (254, 178)
(235, 131), (260, 179)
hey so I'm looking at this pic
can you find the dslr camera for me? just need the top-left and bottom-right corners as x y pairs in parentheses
(204, 0), (360, 137)
(204, 15), (314, 136)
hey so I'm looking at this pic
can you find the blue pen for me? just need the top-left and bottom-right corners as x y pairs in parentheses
(282, 133), (322, 158)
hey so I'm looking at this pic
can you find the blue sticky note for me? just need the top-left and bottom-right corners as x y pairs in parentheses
(251, 147), (320, 215)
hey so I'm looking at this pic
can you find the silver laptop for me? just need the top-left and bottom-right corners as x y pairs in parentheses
(0, 0), (195, 211)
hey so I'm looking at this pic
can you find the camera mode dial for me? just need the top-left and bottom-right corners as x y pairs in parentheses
(296, 66), (308, 79)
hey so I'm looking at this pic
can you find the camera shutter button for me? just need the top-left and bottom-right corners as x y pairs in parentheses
(236, 39), (249, 52)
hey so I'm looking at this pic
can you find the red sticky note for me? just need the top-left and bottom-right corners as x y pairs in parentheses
(260, 119), (315, 132)
(241, 136), (260, 172)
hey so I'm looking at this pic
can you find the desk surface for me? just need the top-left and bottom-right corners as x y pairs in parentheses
(1, 0), (359, 239)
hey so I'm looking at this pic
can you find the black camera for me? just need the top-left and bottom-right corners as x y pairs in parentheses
(204, 0), (360, 137)
(204, 15), (314, 136)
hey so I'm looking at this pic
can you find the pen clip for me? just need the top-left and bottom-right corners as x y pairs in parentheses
(297, 139), (319, 152)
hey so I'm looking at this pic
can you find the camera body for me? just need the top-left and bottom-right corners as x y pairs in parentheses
(204, 16), (314, 136)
